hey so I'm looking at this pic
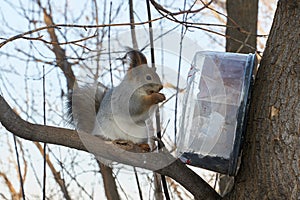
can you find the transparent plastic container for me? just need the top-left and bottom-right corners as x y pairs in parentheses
(177, 51), (256, 175)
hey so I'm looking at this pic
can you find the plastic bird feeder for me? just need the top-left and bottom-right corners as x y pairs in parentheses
(177, 51), (256, 176)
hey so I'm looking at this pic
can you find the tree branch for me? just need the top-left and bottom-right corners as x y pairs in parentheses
(0, 95), (220, 200)
(42, 8), (75, 91)
(0, 16), (167, 49)
(0, 172), (20, 200)
(34, 142), (72, 200)
(0, 95), (85, 151)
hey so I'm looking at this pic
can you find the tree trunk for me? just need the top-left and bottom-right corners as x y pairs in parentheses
(226, 0), (258, 53)
(221, 0), (258, 196)
(98, 162), (120, 200)
(226, 1), (300, 199)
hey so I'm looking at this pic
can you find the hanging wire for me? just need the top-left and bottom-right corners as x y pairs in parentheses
(145, 0), (170, 199)
(174, 0), (188, 146)
(108, 1), (114, 87)
(133, 167), (144, 200)
(146, 0), (155, 68)
(13, 136), (26, 199)
(128, 2), (144, 199)
(42, 65), (47, 200)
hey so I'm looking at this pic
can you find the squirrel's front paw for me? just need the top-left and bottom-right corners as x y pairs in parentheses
(151, 92), (166, 104)
(143, 92), (166, 105)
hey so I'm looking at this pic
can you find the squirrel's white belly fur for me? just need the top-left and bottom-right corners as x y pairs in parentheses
(95, 115), (149, 143)
(92, 88), (152, 144)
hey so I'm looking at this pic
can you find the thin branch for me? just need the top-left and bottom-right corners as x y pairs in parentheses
(0, 172), (20, 200)
(149, 0), (266, 52)
(149, 0), (212, 15)
(42, 8), (75, 91)
(35, 142), (72, 200)
(129, 0), (138, 49)
(21, 34), (97, 50)
(0, 16), (168, 49)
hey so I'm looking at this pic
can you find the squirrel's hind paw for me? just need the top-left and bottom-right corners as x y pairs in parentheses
(138, 143), (151, 152)
(112, 140), (151, 153)
(112, 140), (134, 151)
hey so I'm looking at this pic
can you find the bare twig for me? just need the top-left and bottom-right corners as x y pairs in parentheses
(0, 16), (168, 49)
(35, 142), (72, 200)
(0, 172), (21, 200)
(21, 35), (97, 50)
(42, 8), (75, 91)
(129, 0), (138, 49)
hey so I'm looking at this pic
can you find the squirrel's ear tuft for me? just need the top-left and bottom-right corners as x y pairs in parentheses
(126, 49), (148, 70)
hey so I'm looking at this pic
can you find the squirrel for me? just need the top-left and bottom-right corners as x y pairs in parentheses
(67, 49), (165, 150)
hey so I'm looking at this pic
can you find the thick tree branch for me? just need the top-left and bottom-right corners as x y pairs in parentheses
(0, 95), (220, 200)
(0, 95), (85, 151)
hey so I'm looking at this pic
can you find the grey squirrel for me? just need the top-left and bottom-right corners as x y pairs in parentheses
(67, 49), (165, 148)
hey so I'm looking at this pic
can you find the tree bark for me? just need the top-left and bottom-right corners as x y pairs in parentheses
(226, 0), (258, 53)
(226, 0), (300, 199)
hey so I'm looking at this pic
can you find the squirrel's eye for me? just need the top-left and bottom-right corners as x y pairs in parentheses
(146, 74), (152, 80)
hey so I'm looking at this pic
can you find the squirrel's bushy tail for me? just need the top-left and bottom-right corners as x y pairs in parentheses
(66, 84), (106, 132)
